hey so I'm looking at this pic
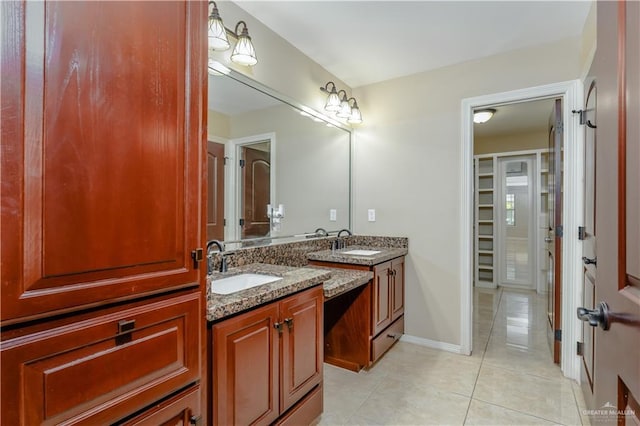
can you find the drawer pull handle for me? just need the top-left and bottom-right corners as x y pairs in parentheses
(118, 319), (136, 334)
(284, 317), (294, 331)
(387, 333), (397, 339)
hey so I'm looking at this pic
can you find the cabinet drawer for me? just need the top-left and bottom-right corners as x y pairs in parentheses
(1, 292), (200, 425)
(275, 384), (323, 426)
(121, 385), (200, 426)
(370, 316), (404, 365)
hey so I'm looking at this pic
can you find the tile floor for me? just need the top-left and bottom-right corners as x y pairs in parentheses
(316, 287), (590, 425)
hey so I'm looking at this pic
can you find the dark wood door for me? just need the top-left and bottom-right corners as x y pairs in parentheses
(390, 258), (405, 321)
(372, 261), (392, 336)
(280, 287), (323, 413)
(212, 303), (280, 426)
(546, 98), (563, 364)
(207, 141), (225, 241)
(241, 146), (270, 239)
(579, 1), (640, 422)
(0, 1), (206, 324)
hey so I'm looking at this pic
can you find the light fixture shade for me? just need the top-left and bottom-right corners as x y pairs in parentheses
(473, 109), (496, 124)
(231, 22), (257, 66)
(208, 3), (230, 50)
(337, 99), (352, 118)
(348, 106), (362, 124)
(324, 90), (341, 112)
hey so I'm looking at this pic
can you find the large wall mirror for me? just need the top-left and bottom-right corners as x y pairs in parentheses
(207, 64), (352, 246)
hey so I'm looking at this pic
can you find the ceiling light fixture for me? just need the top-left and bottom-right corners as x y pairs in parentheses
(208, 1), (258, 67)
(473, 108), (496, 124)
(320, 82), (363, 124)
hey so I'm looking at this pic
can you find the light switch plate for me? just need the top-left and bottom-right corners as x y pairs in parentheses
(329, 209), (337, 221)
(368, 209), (376, 222)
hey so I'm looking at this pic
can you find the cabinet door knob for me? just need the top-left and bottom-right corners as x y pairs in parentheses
(284, 317), (293, 331)
(274, 322), (283, 334)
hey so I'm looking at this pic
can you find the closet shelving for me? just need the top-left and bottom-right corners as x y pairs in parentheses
(474, 149), (549, 290)
(474, 155), (496, 288)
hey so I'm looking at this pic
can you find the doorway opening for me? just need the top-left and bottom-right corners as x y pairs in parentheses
(461, 80), (584, 380)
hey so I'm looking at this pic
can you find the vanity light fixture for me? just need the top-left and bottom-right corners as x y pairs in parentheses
(320, 81), (364, 124)
(208, 1), (230, 51)
(321, 82), (341, 112)
(230, 21), (258, 66)
(473, 108), (496, 124)
(207, 1), (258, 67)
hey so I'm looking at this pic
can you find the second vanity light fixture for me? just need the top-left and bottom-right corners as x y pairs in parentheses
(320, 82), (363, 124)
(208, 1), (258, 66)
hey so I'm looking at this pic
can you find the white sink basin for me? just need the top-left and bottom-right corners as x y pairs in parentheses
(342, 249), (382, 256)
(211, 273), (282, 295)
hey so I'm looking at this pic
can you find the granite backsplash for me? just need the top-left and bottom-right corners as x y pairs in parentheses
(209, 235), (408, 271)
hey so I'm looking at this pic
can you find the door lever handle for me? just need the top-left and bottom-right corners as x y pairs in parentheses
(582, 256), (597, 266)
(577, 302), (610, 330)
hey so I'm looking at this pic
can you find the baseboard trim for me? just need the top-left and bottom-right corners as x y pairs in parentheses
(399, 334), (463, 354)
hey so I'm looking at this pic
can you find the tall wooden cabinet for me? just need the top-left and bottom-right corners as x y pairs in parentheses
(1, 1), (207, 424)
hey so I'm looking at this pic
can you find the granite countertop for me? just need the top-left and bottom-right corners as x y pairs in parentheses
(309, 266), (373, 300)
(307, 246), (408, 266)
(207, 263), (331, 321)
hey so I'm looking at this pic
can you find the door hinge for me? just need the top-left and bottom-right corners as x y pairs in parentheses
(576, 341), (584, 356)
(239, 159), (246, 168)
(239, 218), (245, 226)
(555, 329), (562, 342)
(224, 156), (229, 165)
(191, 248), (204, 269)
(189, 415), (202, 426)
(555, 225), (563, 238)
(224, 218), (226, 226)
(572, 109), (587, 125)
(578, 226), (586, 240)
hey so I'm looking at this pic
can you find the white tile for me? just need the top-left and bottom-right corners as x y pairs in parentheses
(465, 399), (558, 425)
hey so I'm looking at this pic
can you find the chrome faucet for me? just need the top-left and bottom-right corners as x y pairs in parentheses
(206, 240), (227, 274)
(337, 229), (352, 237)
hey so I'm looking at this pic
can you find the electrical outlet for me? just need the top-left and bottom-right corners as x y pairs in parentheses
(368, 209), (376, 222)
(329, 209), (337, 221)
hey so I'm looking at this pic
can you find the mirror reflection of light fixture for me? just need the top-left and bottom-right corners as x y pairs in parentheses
(208, 1), (230, 51)
(320, 82), (363, 124)
(473, 108), (496, 124)
(208, 1), (258, 67)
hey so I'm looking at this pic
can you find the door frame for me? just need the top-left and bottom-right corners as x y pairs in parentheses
(461, 80), (584, 380)
(226, 132), (277, 242)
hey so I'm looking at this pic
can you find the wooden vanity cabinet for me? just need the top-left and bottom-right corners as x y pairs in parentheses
(311, 256), (405, 370)
(211, 286), (323, 426)
(1, 1), (207, 424)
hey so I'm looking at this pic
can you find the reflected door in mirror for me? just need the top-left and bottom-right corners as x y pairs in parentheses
(242, 146), (270, 239)
(207, 141), (225, 240)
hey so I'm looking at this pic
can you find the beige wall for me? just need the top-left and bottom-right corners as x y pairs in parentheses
(210, 1), (597, 348)
(474, 129), (548, 155)
(208, 109), (231, 140)
(352, 37), (583, 346)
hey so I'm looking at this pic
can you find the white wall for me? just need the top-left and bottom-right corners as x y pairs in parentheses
(352, 37), (583, 346)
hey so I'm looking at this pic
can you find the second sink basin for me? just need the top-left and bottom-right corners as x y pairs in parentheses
(212, 273), (283, 295)
(342, 249), (382, 256)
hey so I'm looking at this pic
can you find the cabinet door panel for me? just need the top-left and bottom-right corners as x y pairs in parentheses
(1, 292), (200, 425)
(280, 286), (323, 412)
(391, 258), (405, 321)
(372, 262), (392, 336)
(0, 0), (206, 322)
(213, 303), (280, 426)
